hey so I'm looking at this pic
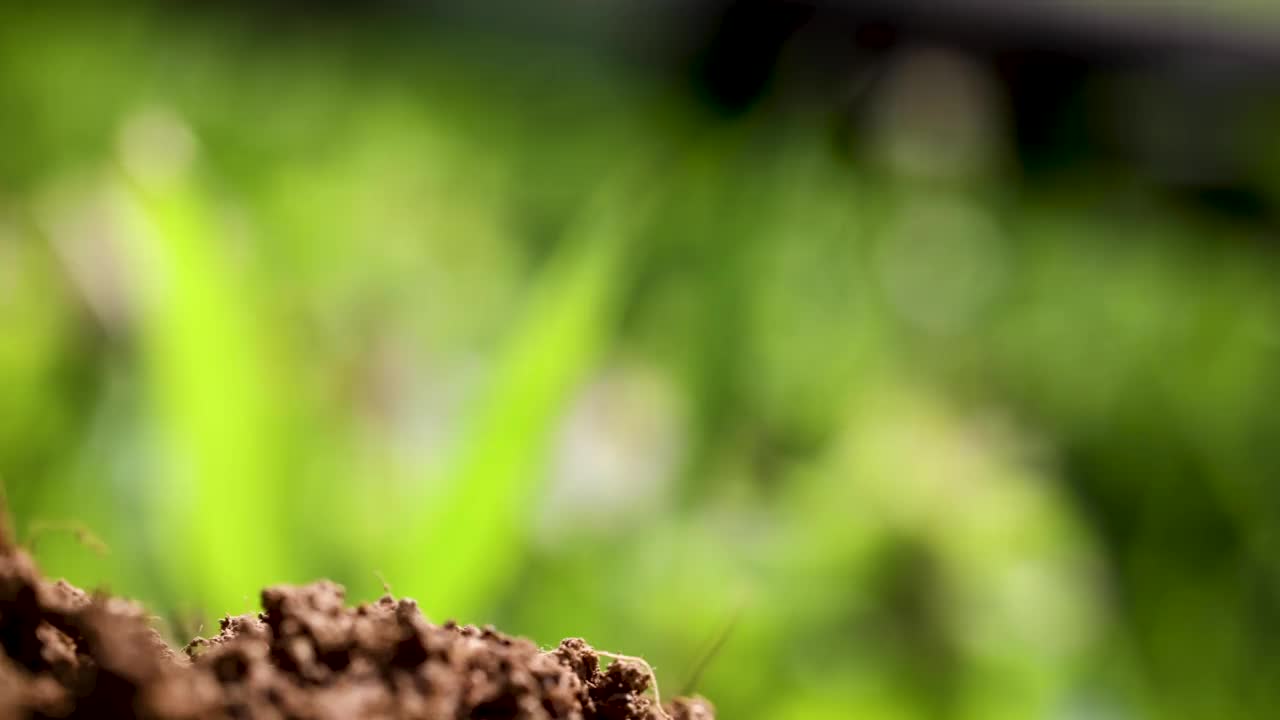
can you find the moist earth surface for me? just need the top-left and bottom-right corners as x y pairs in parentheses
(0, 542), (713, 720)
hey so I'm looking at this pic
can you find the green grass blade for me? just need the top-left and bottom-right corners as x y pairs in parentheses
(115, 114), (288, 618)
(389, 179), (645, 619)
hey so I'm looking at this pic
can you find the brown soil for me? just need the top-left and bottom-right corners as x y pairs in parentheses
(0, 541), (714, 720)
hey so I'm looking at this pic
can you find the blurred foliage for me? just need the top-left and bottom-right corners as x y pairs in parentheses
(4, 4), (1280, 720)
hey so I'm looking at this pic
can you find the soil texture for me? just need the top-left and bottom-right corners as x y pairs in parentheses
(0, 542), (713, 720)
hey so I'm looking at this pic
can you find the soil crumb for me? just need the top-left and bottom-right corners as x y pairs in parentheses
(0, 544), (713, 719)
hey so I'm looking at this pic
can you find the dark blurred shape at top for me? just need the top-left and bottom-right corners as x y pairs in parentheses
(172, 0), (1280, 218)
(691, 0), (1280, 219)
(694, 1), (815, 113)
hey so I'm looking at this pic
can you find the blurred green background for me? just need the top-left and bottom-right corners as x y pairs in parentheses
(5, 3), (1280, 719)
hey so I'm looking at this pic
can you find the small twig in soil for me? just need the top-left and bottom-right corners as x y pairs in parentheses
(0, 475), (11, 547)
(597, 650), (672, 720)
(26, 521), (110, 556)
(679, 604), (742, 696)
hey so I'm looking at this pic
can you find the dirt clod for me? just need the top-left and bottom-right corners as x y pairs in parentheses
(0, 542), (713, 719)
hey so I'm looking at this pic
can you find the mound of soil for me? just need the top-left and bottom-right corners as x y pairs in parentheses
(0, 542), (713, 720)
